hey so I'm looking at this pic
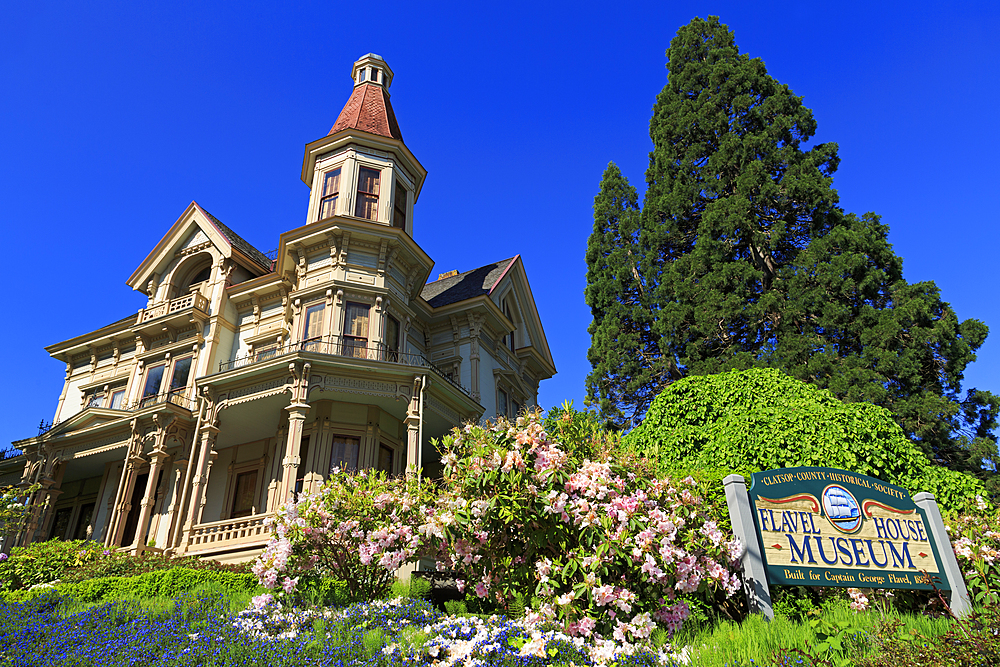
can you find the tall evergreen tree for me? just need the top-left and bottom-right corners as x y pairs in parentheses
(585, 163), (663, 426)
(585, 16), (998, 485)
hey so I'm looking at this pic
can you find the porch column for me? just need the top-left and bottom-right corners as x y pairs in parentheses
(178, 425), (218, 552)
(196, 451), (218, 526)
(160, 457), (188, 552)
(37, 488), (64, 541)
(404, 377), (422, 477)
(109, 462), (141, 548)
(107, 420), (144, 547)
(22, 478), (55, 545)
(131, 449), (168, 550)
(279, 402), (310, 502)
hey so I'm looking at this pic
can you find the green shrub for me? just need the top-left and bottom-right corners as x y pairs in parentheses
(623, 368), (989, 515)
(0, 566), (258, 606)
(0, 539), (101, 591)
(0, 539), (249, 593)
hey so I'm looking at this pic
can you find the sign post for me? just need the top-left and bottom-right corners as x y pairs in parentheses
(724, 474), (774, 618)
(725, 466), (971, 617)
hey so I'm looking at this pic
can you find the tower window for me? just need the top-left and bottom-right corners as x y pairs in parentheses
(370, 68), (379, 83)
(393, 184), (407, 230)
(355, 168), (380, 220)
(319, 168), (341, 220)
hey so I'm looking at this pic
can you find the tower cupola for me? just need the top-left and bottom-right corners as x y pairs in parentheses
(300, 54), (427, 236)
(351, 53), (393, 89)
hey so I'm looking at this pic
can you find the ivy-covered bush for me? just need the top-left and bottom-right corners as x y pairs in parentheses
(254, 408), (743, 641)
(623, 368), (989, 515)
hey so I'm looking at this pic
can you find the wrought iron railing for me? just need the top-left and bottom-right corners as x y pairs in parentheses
(0, 446), (22, 461)
(127, 391), (195, 411)
(30, 391), (194, 441)
(217, 335), (472, 398)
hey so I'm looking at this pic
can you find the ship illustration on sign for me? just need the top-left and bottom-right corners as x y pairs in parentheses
(822, 485), (862, 533)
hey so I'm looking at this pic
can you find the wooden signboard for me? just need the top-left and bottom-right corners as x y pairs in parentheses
(723, 466), (972, 619)
(749, 467), (945, 590)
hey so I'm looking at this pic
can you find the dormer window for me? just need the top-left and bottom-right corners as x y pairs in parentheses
(393, 183), (407, 230)
(355, 168), (380, 220)
(319, 168), (341, 220)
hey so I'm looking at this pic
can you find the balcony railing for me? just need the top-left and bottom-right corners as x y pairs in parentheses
(32, 392), (194, 439)
(137, 293), (209, 324)
(127, 391), (195, 411)
(218, 335), (472, 398)
(187, 513), (271, 551)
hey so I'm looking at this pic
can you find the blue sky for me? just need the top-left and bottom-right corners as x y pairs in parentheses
(2, 1), (998, 448)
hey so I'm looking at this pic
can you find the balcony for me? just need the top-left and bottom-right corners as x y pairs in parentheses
(186, 513), (271, 553)
(135, 292), (209, 336)
(218, 335), (472, 398)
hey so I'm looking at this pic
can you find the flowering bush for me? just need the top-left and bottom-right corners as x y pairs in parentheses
(432, 407), (743, 641)
(0, 485), (35, 537)
(253, 468), (435, 605)
(946, 506), (1000, 607)
(252, 408), (743, 641)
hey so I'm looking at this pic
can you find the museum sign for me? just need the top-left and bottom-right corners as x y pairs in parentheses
(749, 467), (946, 590)
(723, 466), (972, 618)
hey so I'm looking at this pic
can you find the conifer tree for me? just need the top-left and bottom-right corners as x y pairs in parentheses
(585, 163), (663, 426)
(585, 16), (998, 485)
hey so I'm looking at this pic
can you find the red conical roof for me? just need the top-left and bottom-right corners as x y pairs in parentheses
(329, 82), (403, 141)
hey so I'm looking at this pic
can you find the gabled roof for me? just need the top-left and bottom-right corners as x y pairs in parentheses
(329, 82), (403, 141)
(128, 201), (273, 291)
(194, 204), (273, 272)
(421, 257), (517, 308)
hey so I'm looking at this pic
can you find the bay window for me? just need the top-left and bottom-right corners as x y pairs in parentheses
(342, 302), (370, 358)
(302, 303), (325, 352)
(377, 444), (394, 474)
(167, 356), (192, 404)
(141, 364), (165, 407)
(331, 435), (360, 472)
(385, 315), (400, 362)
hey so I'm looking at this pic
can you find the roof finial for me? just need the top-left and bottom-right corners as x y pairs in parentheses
(352, 53), (393, 90)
